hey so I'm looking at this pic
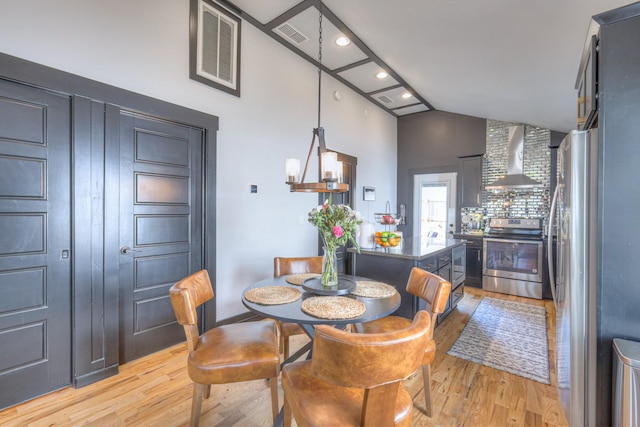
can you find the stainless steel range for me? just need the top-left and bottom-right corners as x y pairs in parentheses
(482, 218), (544, 299)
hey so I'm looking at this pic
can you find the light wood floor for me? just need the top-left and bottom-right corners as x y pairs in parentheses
(0, 288), (568, 427)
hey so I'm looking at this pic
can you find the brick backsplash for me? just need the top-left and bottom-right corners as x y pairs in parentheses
(461, 119), (551, 232)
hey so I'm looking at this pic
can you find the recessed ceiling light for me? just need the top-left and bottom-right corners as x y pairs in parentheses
(376, 71), (389, 79)
(401, 92), (412, 99)
(335, 36), (350, 47)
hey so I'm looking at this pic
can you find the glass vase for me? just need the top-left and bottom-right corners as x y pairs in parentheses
(321, 246), (339, 287)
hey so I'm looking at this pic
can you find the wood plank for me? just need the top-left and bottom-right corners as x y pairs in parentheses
(0, 288), (568, 427)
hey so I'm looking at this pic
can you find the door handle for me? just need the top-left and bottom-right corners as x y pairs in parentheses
(548, 186), (559, 310)
(120, 246), (140, 255)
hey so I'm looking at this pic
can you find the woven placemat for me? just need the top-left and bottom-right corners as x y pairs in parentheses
(351, 281), (397, 298)
(301, 296), (366, 320)
(285, 273), (320, 285)
(245, 286), (302, 305)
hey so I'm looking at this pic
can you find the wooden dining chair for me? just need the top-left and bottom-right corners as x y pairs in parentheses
(355, 267), (451, 417)
(282, 310), (433, 427)
(273, 256), (322, 359)
(169, 270), (280, 426)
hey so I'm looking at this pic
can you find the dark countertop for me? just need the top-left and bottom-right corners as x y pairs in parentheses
(452, 232), (484, 240)
(348, 237), (464, 261)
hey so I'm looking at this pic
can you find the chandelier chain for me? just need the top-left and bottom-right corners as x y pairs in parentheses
(318, 1), (323, 65)
(317, 0), (323, 129)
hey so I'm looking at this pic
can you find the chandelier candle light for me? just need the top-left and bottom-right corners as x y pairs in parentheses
(308, 193), (361, 287)
(285, 0), (348, 193)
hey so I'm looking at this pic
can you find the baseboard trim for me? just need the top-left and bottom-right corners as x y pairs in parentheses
(73, 364), (119, 388)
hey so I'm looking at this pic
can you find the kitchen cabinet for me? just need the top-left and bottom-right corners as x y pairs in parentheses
(350, 239), (465, 323)
(415, 244), (466, 325)
(576, 34), (598, 130)
(451, 244), (465, 288)
(466, 245), (482, 288)
(435, 243), (466, 324)
(460, 155), (483, 207)
(453, 234), (483, 288)
(435, 253), (452, 320)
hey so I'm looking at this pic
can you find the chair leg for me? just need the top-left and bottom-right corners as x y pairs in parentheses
(283, 336), (290, 360)
(204, 384), (211, 399)
(279, 332), (285, 355)
(269, 376), (279, 422)
(422, 364), (432, 417)
(283, 394), (292, 427)
(191, 383), (207, 427)
(274, 319), (285, 355)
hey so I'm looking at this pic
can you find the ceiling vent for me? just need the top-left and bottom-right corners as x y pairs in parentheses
(376, 95), (394, 104)
(274, 22), (309, 45)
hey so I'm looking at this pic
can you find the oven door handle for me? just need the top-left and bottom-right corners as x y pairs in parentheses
(547, 186), (559, 310)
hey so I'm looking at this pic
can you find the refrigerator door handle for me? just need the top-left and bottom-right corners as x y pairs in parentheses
(548, 185), (560, 310)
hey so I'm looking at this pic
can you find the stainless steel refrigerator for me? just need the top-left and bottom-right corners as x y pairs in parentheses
(548, 129), (599, 426)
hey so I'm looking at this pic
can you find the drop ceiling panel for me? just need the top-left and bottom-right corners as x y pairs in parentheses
(272, 6), (368, 70)
(224, 0), (433, 116)
(393, 104), (430, 116)
(370, 86), (417, 109)
(228, 0), (301, 24)
(338, 62), (400, 93)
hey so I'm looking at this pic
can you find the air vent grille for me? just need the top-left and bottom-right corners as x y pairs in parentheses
(274, 22), (309, 45)
(377, 95), (394, 104)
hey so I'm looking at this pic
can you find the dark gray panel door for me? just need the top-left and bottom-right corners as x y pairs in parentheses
(118, 112), (203, 362)
(0, 79), (71, 408)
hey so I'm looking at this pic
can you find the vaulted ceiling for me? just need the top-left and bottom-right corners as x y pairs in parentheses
(223, 0), (633, 132)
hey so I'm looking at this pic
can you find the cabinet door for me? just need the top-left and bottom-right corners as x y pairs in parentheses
(577, 35), (598, 130)
(466, 246), (483, 287)
(438, 263), (452, 312)
(452, 244), (466, 286)
(460, 156), (482, 207)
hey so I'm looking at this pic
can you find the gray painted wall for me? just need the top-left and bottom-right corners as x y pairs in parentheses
(397, 110), (486, 238)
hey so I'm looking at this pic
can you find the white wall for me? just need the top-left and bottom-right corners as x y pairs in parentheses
(0, 0), (397, 320)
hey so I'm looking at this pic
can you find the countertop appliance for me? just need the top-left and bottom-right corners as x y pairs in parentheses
(548, 129), (598, 426)
(482, 218), (544, 299)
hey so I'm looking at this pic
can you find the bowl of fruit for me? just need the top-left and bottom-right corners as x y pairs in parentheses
(374, 213), (400, 225)
(375, 231), (401, 247)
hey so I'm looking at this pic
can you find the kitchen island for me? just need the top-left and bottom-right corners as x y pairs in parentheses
(349, 238), (466, 322)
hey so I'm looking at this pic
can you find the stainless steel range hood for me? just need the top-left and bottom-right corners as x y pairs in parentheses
(485, 125), (543, 190)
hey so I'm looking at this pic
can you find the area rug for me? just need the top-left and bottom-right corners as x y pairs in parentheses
(447, 297), (550, 384)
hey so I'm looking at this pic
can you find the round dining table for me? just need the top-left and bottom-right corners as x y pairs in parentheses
(242, 274), (400, 427)
(241, 274), (401, 338)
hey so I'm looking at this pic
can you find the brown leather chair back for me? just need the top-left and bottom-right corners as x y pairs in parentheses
(169, 269), (213, 351)
(405, 267), (451, 336)
(169, 269), (281, 425)
(274, 256), (322, 277)
(311, 310), (431, 389)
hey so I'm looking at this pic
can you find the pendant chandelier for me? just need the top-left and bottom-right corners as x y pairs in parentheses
(285, 0), (348, 193)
